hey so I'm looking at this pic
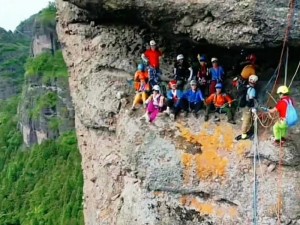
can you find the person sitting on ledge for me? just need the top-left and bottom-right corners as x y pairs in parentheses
(141, 85), (166, 123)
(173, 80), (205, 119)
(205, 83), (235, 124)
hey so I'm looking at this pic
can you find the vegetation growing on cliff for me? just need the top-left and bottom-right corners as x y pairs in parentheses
(25, 51), (68, 79)
(0, 28), (31, 98)
(0, 97), (84, 225)
(0, 4), (83, 224)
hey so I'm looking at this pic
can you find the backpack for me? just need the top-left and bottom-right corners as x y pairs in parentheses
(283, 99), (298, 127)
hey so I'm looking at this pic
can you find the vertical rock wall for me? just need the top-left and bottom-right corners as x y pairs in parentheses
(56, 0), (300, 224)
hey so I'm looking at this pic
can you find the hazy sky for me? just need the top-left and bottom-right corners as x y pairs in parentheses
(0, 0), (53, 31)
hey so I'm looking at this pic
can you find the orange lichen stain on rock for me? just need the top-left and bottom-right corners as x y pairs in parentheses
(181, 153), (194, 184)
(177, 124), (234, 179)
(194, 150), (228, 179)
(190, 198), (214, 215)
(235, 140), (252, 156)
(180, 196), (238, 219)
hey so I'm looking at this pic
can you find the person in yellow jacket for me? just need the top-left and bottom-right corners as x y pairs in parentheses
(240, 54), (257, 80)
(131, 64), (150, 110)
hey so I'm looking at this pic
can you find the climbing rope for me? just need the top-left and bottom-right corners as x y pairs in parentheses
(268, 0), (296, 105)
(288, 60), (300, 88)
(256, 111), (279, 128)
(277, 133), (284, 224)
(252, 114), (259, 225)
(284, 46), (289, 86)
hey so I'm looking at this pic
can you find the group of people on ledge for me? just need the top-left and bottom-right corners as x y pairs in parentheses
(131, 40), (297, 146)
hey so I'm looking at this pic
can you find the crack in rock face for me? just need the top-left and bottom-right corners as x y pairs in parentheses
(56, 0), (300, 224)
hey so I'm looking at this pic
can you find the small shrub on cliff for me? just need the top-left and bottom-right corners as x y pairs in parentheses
(25, 51), (68, 79)
(31, 91), (58, 119)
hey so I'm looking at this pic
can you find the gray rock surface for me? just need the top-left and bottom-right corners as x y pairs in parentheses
(56, 0), (300, 224)
(61, 0), (300, 48)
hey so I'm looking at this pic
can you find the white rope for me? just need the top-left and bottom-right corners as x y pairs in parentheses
(288, 60), (300, 88)
(252, 114), (259, 225)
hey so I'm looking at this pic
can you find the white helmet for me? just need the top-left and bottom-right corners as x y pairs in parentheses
(211, 57), (218, 63)
(177, 54), (184, 61)
(150, 40), (156, 46)
(152, 85), (160, 92)
(249, 74), (258, 83)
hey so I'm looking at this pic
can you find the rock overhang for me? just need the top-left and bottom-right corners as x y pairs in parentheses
(61, 0), (300, 48)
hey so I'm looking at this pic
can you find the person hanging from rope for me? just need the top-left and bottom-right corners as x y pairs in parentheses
(141, 40), (163, 88)
(204, 83), (236, 124)
(235, 75), (259, 140)
(173, 54), (193, 90)
(131, 64), (150, 110)
(208, 57), (225, 95)
(267, 85), (298, 146)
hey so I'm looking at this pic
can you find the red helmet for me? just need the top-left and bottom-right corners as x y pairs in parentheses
(247, 54), (257, 64)
(169, 80), (177, 88)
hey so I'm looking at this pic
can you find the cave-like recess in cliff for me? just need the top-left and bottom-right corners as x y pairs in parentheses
(87, 6), (300, 83)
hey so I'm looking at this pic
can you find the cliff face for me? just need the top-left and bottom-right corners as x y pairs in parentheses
(56, 0), (300, 224)
(19, 9), (74, 147)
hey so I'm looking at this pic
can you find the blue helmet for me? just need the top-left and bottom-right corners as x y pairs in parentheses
(215, 83), (223, 89)
(137, 64), (144, 71)
(200, 55), (207, 62)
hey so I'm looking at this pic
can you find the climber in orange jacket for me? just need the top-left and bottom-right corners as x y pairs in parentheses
(131, 64), (150, 110)
(205, 83), (235, 124)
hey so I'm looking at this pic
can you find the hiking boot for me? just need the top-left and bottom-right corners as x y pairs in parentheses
(241, 133), (248, 139)
(235, 134), (248, 141)
(140, 113), (149, 122)
(164, 107), (170, 115)
(213, 116), (220, 122)
(204, 115), (209, 121)
(281, 137), (287, 142)
(170, 113), (175, 121)
(273, 140), (286, 147)
(184, 111), (189, 117)
(228, 119), (236, 124)
(193, 112), (199, 119)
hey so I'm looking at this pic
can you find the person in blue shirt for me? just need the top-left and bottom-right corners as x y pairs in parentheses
(208, 57), (225, 94)
(165, 80), (184, 116)
(173, 80), (205, 119)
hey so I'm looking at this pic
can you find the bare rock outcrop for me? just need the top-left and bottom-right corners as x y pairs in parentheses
(56, 0), (300, 224)
(60, 0), (300, 48)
